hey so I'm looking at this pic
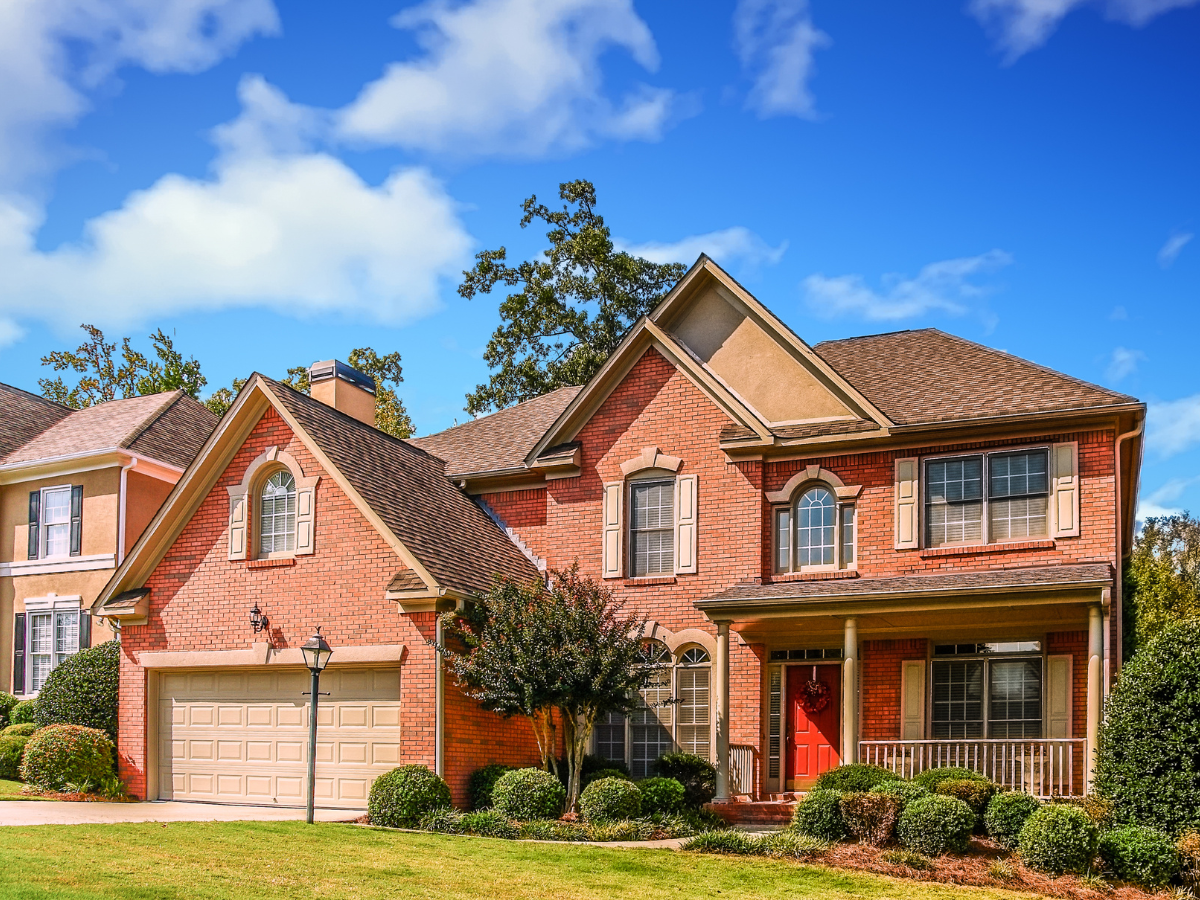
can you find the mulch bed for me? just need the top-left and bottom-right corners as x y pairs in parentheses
(17, 787), (135, 802)
(821, 837), (1161, 900)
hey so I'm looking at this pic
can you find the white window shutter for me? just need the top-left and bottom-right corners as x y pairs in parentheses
(295, 485), (316, 556)
(1050, 442), (1080, 538)
(900, 660), (925, 740)
(894, 458), (919, 550)
(674, 475), (698, 575)
(601, 482), (623, 579)
(228, 491), (247, 561)
(1047, 655), (1072, 738)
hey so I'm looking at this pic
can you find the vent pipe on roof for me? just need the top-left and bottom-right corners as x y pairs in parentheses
(309, 360), (377, 427)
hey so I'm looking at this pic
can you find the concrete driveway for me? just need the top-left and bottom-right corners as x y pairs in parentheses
(0, 800), (359, 826)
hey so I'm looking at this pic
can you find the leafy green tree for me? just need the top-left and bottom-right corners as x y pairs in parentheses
(40, 325), (206, 408)
(202, 378), (247, 418)
(439, 563), (661, 812)
(458, 180), (688, 416)
(1124, 514), (1200, 658)
(281, 347), (415, 439)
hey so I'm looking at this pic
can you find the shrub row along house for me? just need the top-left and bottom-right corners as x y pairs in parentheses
(91, 257), (1144, 811)
(1, 385), (216, 698)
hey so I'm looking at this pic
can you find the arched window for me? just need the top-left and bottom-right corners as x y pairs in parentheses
(676, 647), (711, 758)
(260, 470), (297, 555)
(797, 487), (836, 567)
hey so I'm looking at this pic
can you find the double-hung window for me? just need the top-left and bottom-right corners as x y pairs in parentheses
(629, 481), (674, 576)
(26, 607), (81, 693)
(925, 449), (1049, 548)
(930, 642), (1043, 739)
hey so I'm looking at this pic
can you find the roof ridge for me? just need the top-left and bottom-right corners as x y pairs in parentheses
(0, 381), (71, 412)
(813, 328), (926, 348)
(118, 390), (184, 450)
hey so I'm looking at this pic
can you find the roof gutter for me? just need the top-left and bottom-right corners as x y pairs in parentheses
(1113, 412), (1145, 676)
(885, 402), (1146, 434)
(0, 448), (184, 485)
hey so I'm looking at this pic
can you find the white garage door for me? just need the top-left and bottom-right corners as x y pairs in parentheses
(158, 666), (402, 809)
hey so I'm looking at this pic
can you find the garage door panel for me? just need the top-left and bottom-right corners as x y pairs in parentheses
(159, 666), (402, 810)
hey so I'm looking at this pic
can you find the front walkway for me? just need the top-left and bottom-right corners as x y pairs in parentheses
(0, 800), (358, 826)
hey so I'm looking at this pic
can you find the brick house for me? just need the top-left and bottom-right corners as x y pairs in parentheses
(2, 384), (215, 699)
(97, 257), (1143, 809)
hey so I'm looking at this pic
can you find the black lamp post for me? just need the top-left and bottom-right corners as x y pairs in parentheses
(300, 627), (333, 825)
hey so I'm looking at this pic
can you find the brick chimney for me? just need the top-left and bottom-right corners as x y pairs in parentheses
(308, 360), (376, 426)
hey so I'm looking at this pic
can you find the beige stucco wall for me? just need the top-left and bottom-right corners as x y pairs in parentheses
(124, 470), (174, 558)
(1, 467), (120, 563)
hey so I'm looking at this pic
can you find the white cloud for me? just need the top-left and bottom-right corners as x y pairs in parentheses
(1106, 346), (1144, 383)
(969, 0), (1200, 62)
(1147, 394), (1200, 458)
(618, 227), (787, 270)
(0, 0), (278, 189)
(802, 250), (1013, 321)
(1158, 231), (1194, 268)
(0, 85), (473, 334)
(0, 317), (24, 348)
(1137, 477), (1200, 521)
(733, 0), (830, 119)
(334, 0), (675, 157)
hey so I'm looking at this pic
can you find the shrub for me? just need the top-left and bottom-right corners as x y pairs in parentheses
(582, 768), (631, 787)
(985, 792), (1041, 850)
(840, 792), (902, 846)
(896, 794), (976, 856)
(638, 776), (685, 815)
(19, 724), (113, 791)
(814, 764), (901, 793)
(1093, 619), (1200, 836)
(882, 849), (935, 871)
(683, 830), (764, 855)
(684, 831), (830, 860)
(759, 831), (830, 860)
(1178, 832), (1200, 894)
(1097, 825), (1180, 888)
(0, 693), (17, 727)
(935, 778), (997, 821)
(585, 819), (654, 842)
(0, 734), (28, 779)
(420, 807), (521, 839)
(911, 766), (990, 792)
(988, 859), (1019, 881)
(580, 776), (642, 821)
(468, 764), (515, 810)
(518, 820), (590, 842)
(367, 765), (452, 828)
(9, 700), (37, 726)
(2, 723), (38, 738)
(869, 780), (929, 810)
(492, 767), (565, 820)
(654, 753), (716, 808)
(33, 640), (119, 740)
(1018, 804), (1099, 875)
(790, 789), (848, 841)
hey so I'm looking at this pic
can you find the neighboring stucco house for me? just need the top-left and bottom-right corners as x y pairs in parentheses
(96, 256), (1143, 812)
(1, 384), (216, 698)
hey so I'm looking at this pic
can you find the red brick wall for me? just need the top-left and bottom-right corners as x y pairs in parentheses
(860, 639), (928, 741)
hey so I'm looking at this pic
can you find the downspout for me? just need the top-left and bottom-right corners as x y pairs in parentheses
(1112, 416), (1145, 684)
(117, 458), (137, 566)
(435, 613), (445, 778)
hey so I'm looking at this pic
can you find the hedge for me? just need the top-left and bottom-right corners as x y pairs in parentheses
(367, 766), (451, 828)
(896, 794), (976, 856)
(0, 735), (28, 779)
(9, 701), (37, 726)
(984, 792), (1041, 850)
(468, 764), (515, 810)
(911, 767), (990, 792)
(840, 792), (901, 846)
(33, 640), (119, 740)
(492, 768), (565, 820)
(1098, 825), (1180, 888)
(1018, 804), (1098, 876)
(579, 777), (641, 821)
(791, 789), (848, 842)
(19, 724), (114, 790)
(654, 753), (716, 808)
(813, 764), (901, 793)
(638, 777), (686, 815)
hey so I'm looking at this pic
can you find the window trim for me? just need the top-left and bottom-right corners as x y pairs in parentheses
(37, 484), (74, 560)
(921, 444), (1052, 549)
(927, 641), (1046, 740)
(256, 467), (298, 558)
(21, 596), (83, 695)
(772, 480), (857, 574)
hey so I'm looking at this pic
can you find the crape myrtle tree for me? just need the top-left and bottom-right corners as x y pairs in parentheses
(438, 563), (662, 812)
(457, 179), (687, 416)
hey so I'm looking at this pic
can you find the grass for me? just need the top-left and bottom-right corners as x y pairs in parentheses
(0, 779), (51, 801)
(0, 821), (1034, 900)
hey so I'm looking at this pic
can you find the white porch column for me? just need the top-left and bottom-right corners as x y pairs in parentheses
(843, 617), (859, 765)
(714, 620), (731, 801)
(1086, 603), (1103, 789)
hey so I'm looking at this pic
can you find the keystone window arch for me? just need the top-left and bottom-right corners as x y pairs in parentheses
(227, 446), (319, 561)
(769, 467), (860, 574)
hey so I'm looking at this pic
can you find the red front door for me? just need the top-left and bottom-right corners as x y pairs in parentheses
(786, 664), (841, 790)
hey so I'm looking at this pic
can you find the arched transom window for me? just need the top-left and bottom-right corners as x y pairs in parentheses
(260, 470), (297, 555)
(775, 483), (856, 573)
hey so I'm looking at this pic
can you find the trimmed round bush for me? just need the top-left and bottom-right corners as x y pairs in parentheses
(492, 767), (565, 820)
(936, 778), (998, 828)
(9, 700), (37, 726)
(19, 724), (113, 791)
(985, 792), (1041, 849)
(911, 767), (990, 792)
(583, 767), (632, 787)
(367, 765), (452, 828)
(0, 734), (28, 779)
(33, 640), (118, 740)
(639, 777), (686, 815)
(580, 776), (642, 821)
(2, 723), (38, 738)
(814, 764), (901, 793)
(1018, 804), (1099, 875)
(869, 779), (929, 810)
(1179, 832), (1200, 894)
(1094, 620), (1200, 836)
(654, 753), (716, 808)
(0, 692), (17, 726)
(896, 794), (976, 856)
(840, 791), (902, 846)
(791, 789), (849, 841)
(1098, 825), (1180, 888)
(468, 764), (515, 810)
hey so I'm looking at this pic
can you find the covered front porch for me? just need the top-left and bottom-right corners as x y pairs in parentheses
(700, 564), (1114, 802)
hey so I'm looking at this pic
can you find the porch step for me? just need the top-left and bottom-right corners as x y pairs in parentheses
(706, 800), (797, 827)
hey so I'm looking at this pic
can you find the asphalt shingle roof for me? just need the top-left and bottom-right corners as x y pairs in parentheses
(0, 383), (71, 460)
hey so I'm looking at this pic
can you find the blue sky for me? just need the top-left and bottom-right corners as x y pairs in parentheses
(0, 0), (1196, 519)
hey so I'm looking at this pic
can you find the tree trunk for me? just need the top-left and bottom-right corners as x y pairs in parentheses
(561, 710), (594, 813)
(530, 707), (558, 776)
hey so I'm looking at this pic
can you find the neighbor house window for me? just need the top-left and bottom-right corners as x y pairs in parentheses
(28, 608), (80, 693)
(774, 484), (856, 573)
(594, 642), (713, 776)
(259, 471), (297, 555)
(629, 481), (674, 576)
(930, 643), (1043, 739)
(925, 449), (1049, 548)
(41, 487), (72, 558)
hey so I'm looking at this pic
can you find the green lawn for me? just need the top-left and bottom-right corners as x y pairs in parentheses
(0, 821), (1028, 900)
(0, 780), (49, 801)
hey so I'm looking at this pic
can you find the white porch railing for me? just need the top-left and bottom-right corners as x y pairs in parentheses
(729, 744), (757, 797)
(859, 739), (1086, 799)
